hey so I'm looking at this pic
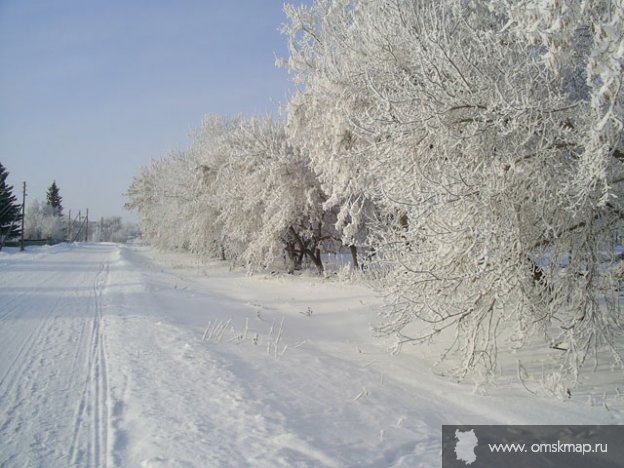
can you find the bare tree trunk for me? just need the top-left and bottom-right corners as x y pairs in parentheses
(288, 225), (324, 274)
(307, 246), (324, 274)
(284, 241), (299, 273)
(349, 244), (359, 269)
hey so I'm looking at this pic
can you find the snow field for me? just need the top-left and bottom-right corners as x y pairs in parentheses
(0, 243), (622, 467)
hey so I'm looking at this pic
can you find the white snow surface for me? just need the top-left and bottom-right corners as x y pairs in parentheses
(1, 243), (622, 467)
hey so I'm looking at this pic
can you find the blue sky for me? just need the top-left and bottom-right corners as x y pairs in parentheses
(0, 0), (305, 221)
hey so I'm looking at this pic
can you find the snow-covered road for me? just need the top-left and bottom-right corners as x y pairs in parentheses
(0, 244), (114, 466)
(1, 243), (621, 467)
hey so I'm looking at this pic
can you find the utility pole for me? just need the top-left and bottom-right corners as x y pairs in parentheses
(85, 208), (89, 242)
(20, 181), (26, 251)
(67, 210), (72, 242)
(76, 211), (81, 242)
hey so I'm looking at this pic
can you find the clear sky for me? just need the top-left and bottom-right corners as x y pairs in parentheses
(0, 0), (306, 222)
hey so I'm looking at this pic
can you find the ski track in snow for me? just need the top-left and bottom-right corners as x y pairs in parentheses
(67, 261), (110, 467)
(0, 243), (622, 467)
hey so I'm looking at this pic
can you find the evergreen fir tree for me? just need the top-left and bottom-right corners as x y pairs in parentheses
(46, 181), (63, 215)
(0, 162), (22, 249)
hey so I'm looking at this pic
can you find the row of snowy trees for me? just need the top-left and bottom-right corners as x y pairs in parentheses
(0, 166), (65, 247)
(127, 0), (624, 389)
(126, 116), (336, 272)
(2, 168), (135, 245)
(25, 207), (136, 243)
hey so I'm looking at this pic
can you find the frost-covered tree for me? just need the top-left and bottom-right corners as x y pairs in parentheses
(180, 115), (243, 259)
(0, 163), (22, 249)
(216, 116), (331, 272)
(283, 0), (624, 387)
(126, 153), (190, 251)
(24, 200), (64, 241)
(281, 2), (382, 269)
